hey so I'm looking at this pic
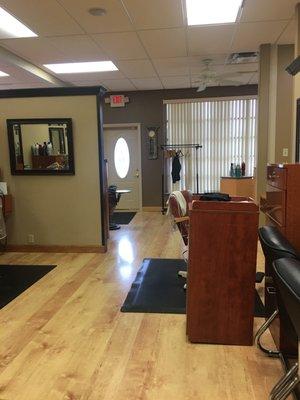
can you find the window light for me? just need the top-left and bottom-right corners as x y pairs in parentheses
(0, 71), (9, 77)
(186, 0), (243, 26)
(44, 61), (118, 74)
(0, 7), (37, 38)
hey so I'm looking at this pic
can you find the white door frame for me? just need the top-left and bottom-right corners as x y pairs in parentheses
(103, 123), (143, 211)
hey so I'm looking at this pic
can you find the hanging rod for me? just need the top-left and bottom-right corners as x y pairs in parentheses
(160, 144), (202, 149)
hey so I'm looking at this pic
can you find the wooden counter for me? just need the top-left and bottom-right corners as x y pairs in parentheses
(186, 197), (259, 345)
(220, 176), (256, 199)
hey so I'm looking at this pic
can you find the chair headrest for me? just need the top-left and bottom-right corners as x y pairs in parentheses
(258, 226), (298, 258)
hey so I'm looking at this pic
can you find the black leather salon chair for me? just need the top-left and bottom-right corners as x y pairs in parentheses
(255, 226), (299, 355)
(269, 258), (300, 400)
(108, 185), (121, 230)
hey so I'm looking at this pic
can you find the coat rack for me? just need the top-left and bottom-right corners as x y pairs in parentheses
(160, 143), (202, 214)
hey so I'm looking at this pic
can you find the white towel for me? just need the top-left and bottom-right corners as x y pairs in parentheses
(167, 191), (187, 216)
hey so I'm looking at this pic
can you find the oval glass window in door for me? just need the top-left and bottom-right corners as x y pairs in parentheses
(114, 137), (130, 178)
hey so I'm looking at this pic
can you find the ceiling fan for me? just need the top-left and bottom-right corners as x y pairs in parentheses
(193, 59), (256, 92)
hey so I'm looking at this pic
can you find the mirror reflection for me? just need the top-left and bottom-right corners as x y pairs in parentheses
(7, 119), (74, 175)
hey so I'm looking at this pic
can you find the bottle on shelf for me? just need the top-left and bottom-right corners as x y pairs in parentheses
(235, 164), (242, 178)
(241, 161), (246, 176)
(230, 163), (235, 177)
(47, 141), (53, 155)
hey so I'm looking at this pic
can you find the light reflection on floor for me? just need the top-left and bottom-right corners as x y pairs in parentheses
(117, 236), (134, 279)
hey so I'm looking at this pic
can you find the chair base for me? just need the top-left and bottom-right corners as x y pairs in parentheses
(178, 271), (187, 278)
(269, 362), (299, 400)
(109, 223), (121, 230)
(255, 309), (281, 357)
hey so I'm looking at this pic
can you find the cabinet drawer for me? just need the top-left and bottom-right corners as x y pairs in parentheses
(267, 165), (286, 189)
(265, 185), (286, 226)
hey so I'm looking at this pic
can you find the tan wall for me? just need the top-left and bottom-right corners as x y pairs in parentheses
(275, 45), (294, 163)
(0, 95), (102, 247)
(257, 44), (294, 194)
(257, 44), (271, 211)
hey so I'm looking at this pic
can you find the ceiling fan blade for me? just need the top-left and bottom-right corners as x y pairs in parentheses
(220, 79), (242, 86)
(196, 83), (207, 92)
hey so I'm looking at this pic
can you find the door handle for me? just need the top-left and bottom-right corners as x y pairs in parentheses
(135, 169), (139, 178)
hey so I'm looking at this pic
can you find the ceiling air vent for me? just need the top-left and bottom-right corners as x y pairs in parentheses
(227, 52), (259, 64)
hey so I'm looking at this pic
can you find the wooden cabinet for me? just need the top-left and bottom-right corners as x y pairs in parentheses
(186, 197), (259, 345)
(220, 176), (256, 199)
(261, 164), (300, 355)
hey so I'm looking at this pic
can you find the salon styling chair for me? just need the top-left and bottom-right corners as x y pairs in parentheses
(255, 226), (298, 356)
(269, 258), (300, 400)
(168, 190), (192, 285)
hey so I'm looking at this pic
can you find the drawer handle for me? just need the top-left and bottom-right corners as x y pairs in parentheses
(267, 286), (276, 294)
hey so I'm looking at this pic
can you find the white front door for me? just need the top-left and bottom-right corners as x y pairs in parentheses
(104, 125), (141, 211)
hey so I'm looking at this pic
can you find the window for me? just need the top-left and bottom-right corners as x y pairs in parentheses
(114, 137), (130, 179)
(165, 97), (257, 192)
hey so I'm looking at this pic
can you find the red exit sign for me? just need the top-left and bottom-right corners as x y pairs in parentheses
(110, 94), (126, 107)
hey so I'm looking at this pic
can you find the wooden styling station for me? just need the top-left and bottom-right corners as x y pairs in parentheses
(187, 197), (259, 345)
(260, 164), (300, 362)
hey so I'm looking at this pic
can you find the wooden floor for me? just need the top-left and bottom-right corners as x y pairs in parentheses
(0, 212), (286, 400)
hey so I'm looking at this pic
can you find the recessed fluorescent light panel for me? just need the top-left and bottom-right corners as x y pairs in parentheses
(44, 61), (118, 74)
(0, 71), (9, 77)
(0, 7), (37, 38)
(186, 0), (243, 26)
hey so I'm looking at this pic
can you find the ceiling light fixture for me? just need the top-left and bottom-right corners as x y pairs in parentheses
(88, 7), (107, 16)
(0, 71), (9, 77)
(0, 7), (37, 38)
(44, 61), (118, 74)
(186, 0), (243, 26)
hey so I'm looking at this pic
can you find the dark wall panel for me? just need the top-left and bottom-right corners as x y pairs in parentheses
(103, 85), (258, 206)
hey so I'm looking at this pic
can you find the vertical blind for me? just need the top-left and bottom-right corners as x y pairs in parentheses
(165, 97), (257, 193)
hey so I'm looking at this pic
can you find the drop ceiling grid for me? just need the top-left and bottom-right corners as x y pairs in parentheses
(0, 0), (297, 90)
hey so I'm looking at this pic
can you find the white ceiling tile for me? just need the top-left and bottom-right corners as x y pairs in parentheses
(100, 79), (137, 91)
(122, 0), (184, 29)
(130, 77), (163, 90)
(241, 0), (297, 23)
(0, 37), (68, 64)
(57, 70), (125, 83)
(91, 32), (147, 60)
(231, 20), (289, 52)
(58, 0), (133, 33)
(187, 26), (235, 55)
(277, 19), (296, 44)
(0, 82), (53, 90)
(161, 76), (190, 89)
(46, 35), (109, 61)
(139, 28), (187, 58)
(0, 0), (84, 36)
(152, 57), (190, 76)
(0, 64), (49, 84)
(115, 60), (157, 78)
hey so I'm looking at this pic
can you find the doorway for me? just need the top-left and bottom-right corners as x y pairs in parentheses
(104, 123), (142, 211)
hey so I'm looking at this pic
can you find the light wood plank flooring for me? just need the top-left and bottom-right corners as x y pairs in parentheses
(0, 212), (286, 400)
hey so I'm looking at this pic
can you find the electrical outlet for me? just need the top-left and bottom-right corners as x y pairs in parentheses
(283, 148), (289, 157)
(28, 234), (35, 244)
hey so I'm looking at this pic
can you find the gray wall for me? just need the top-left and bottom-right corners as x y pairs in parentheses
(103, 85), (258, 206)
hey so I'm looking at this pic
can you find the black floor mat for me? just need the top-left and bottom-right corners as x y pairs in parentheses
(0, 264), (56, 308)
(111, 212), (136, 225)
(121, 258), (266, 317)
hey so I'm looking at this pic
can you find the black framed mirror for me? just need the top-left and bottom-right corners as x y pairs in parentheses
(7, 118), (75, 175)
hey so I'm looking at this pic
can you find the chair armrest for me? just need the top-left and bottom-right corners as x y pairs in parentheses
(174, 216), (189, 223)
